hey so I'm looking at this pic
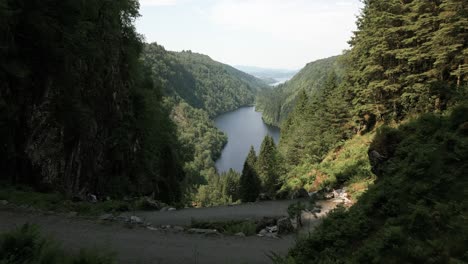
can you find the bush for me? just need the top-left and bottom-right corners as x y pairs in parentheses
(0, 224), (115, 264)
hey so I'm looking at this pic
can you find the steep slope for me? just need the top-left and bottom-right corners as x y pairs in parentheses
(143, 43), (267, 117)
(256, 56), (343, 126)
(0, 0), (184, 202)
(283, 107), (468, 263)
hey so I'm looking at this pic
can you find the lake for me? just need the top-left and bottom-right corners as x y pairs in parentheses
(214, 106), (280, 173)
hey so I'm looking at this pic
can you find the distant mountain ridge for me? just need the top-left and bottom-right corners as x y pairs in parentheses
(235, 65), (298, 85)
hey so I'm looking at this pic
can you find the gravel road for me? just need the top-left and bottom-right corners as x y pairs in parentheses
(0, 199), (337, 264)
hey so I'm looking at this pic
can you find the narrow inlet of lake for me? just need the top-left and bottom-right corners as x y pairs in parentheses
(214, 106), (280, 173)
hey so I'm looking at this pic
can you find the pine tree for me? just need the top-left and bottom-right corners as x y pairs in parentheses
(239, 146), (261, 202)
(257, 136), (280, 196)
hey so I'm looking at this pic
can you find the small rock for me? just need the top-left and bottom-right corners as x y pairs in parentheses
(256, 217), (277, 233)
(324, 192), (335, 199)
(167, 207), (177, 211)
(130, 216), (143, 224)
(266, 225), (278, 233)
(258, 229), (268, 236)
(147, 226), (159, 231)
(235, 232), (246, 237)
(99, 214), (114, 221)
(0, 200), (8, 206)
(277, 217), (294, 234)
(172, 226), (184, 232)
(188, 228), (218, 235)
(87, 194), (98, 203)
(160, 207), (169, 212)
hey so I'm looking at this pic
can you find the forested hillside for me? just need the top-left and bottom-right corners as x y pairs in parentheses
(256, 56), (343, 126)
(271, 0), (467, 262)
(142, 43), (267, 117)
(141, 43), (270, 204)
(0, 0), (184, 203)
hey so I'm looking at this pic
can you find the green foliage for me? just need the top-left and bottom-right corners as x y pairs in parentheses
(287, 202), (305, 220)
(142, 43), (267, 117)
(0, 0), (185, 203)
(0, 224), (115, 264)
(256, 56), (344, 126)
(257, 136), (282, 196)
(194, 169), (241, 207)
(239, 146), (262, 202)
(284, 107), (468, 263)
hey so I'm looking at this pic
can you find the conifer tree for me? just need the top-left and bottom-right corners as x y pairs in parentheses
(239, 146), (261, 202)
(257, 136), (279, 196)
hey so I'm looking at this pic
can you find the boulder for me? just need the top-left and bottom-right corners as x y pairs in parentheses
(235, 232), (246, 237)
(167, 207), (177, 211)
(147, 226), (159, 231)
(255, 217), (277, 233)
(277, 217), (294, 234)
(130, 216), (143, 225)
(291, 188), (309, 199)
(266, 225), (278, 233)
(0, 200), (8, 206)
(187, 228), (218, 235)
(257, 229), (268, 236)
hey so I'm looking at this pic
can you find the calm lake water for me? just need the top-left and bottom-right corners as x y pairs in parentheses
(214, 106), (280, 173)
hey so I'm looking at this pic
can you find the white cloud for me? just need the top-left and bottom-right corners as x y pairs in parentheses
(210, 0), (361, 43)
(139, 0), (178, 6)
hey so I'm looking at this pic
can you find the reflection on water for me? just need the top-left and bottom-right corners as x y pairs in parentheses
(214, 106), (280, 173)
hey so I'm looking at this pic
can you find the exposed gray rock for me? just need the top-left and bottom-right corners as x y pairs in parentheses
(255, 216), (277, 233)
(277, 217), (294, 234)
(172, 226), (184, 232)
(187, 228), (218, 235)
(235, 232), (246, 237)
(167, 207), (177, 211)
(147, 226), (159, 231)
(130, 216), (143, 224)
(266, 225), (278, 233)
(87, 194), (97, 203)
(116, 215), (129, 222)
(258, 229), (268, 236)
(99, 213), (114, 221)
(0, 200), (8, 206)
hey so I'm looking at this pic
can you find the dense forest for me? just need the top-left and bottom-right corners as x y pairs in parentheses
(0, 0), (184, 203)
(262, 0), (467, 262)
(256, 56), (343, 126)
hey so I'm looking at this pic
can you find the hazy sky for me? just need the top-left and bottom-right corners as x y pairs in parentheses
(136, 0), (363, 70)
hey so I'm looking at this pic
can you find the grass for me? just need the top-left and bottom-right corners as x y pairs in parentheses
(0, 224), (116, 264)
(282, 133), (376, 201)
(0, 185), (156, 217)
(190, 219), (257, 236)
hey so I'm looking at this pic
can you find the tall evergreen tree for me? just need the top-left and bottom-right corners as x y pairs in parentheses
(257, 136), (279, 196)
(239, 146), (261, 202)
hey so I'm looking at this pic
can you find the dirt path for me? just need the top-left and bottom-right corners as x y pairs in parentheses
(0, 200), (338, 264)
